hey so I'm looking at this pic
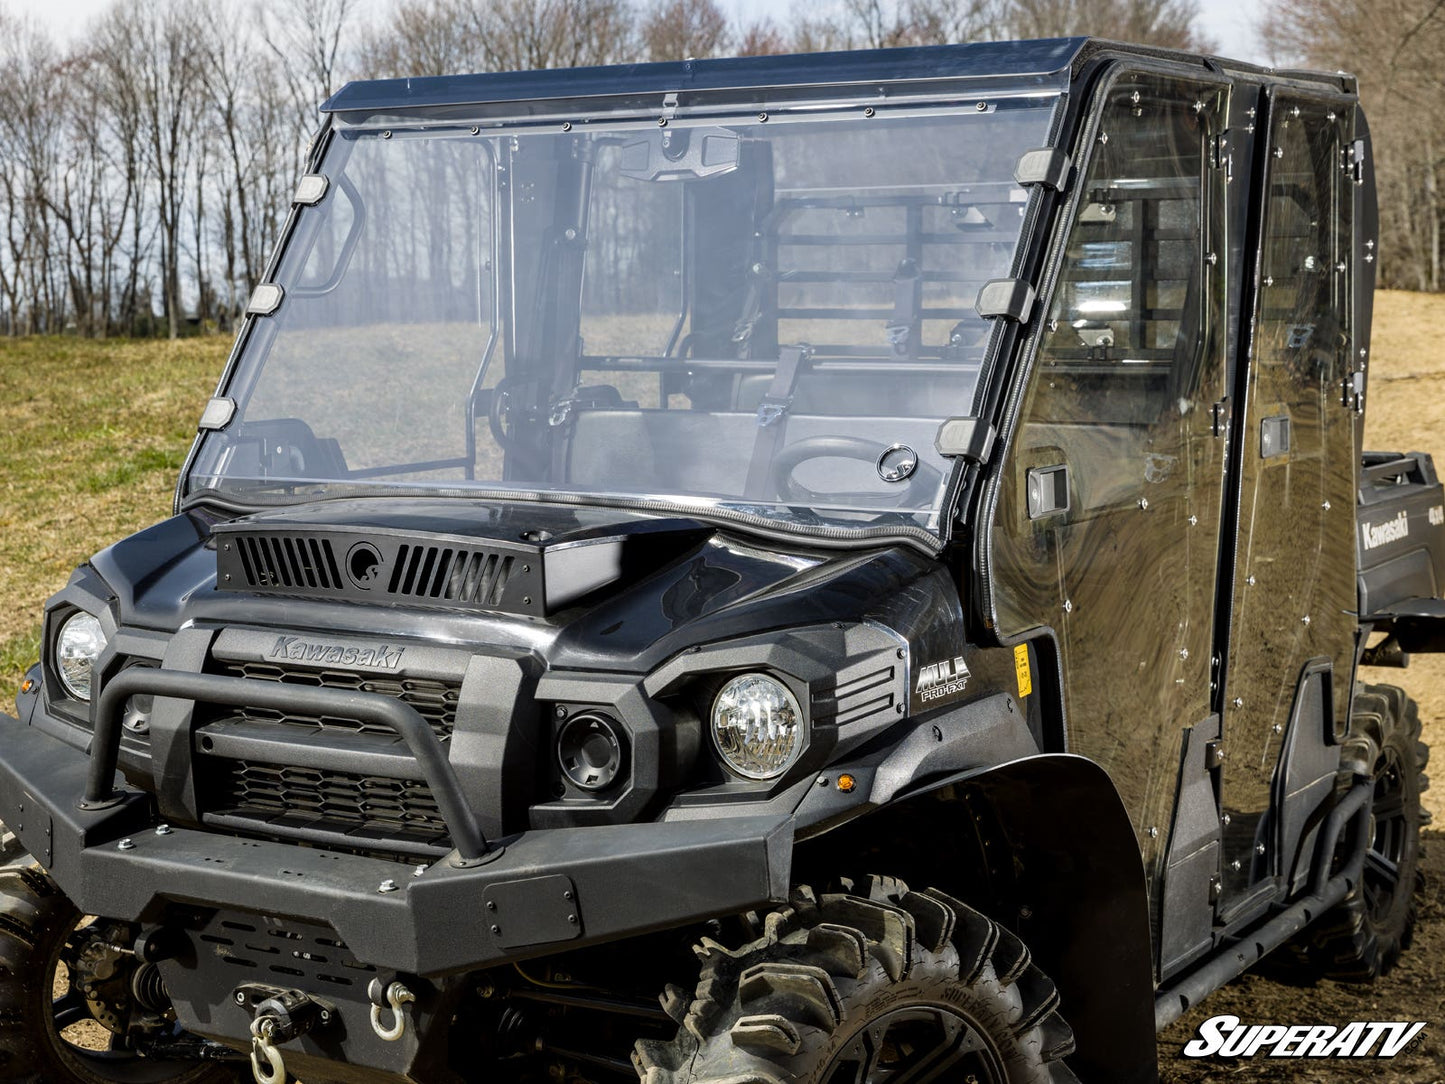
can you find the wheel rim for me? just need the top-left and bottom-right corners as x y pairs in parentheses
(46, 916), (201, 1084)
(822, 1003), (1006, 1084)
(1362, 743), (1409, 928)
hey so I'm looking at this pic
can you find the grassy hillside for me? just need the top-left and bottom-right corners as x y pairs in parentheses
(0, 336), (229, 680)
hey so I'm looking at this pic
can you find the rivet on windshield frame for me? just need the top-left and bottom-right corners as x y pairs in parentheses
(757, 112), (768, 122)
(561, 121), (572, 131)
(382, 130), (392, 139)
(863, 106), (875, 118)
(657, 117), (668, 127)
(975, 101), (988, 112)
(470, 125), (480, 135)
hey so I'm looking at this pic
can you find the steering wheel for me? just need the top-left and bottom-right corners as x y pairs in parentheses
(773, 436), (943, 507)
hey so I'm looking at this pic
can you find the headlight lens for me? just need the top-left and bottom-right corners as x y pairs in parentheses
(56, 612), (107, 701)
(710, 673), (805, 780)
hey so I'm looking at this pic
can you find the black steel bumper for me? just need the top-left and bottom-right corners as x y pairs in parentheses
(0, 702), (792, 976)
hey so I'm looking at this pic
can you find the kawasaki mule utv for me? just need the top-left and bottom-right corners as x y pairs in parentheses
(0, 34), (1436, 1084)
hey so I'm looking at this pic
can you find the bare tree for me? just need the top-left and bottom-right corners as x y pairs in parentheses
(640, 0), (732, 60)
(1006, 0), (1208, 49)
(1266, 0), (1445, 289)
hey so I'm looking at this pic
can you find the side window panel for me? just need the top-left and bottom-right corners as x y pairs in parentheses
(989, 73), (1228, 892)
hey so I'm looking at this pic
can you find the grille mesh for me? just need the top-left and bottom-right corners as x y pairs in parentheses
(208, 759), (451, 852)
(218, 662), (458, 741)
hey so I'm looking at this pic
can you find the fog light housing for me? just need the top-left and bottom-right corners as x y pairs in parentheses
(56, 612), (107, 702)
(557, 711), (625, 791)
(710, 673), (805, 780)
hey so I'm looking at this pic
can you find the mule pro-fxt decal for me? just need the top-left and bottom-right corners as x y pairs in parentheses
(911, 652), (971, 712)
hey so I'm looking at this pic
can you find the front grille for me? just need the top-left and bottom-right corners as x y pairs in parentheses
(207, 759), (451, 853)
(218, 661), (458, 741)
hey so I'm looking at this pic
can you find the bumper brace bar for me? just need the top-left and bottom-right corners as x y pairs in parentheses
(84, 669), (491, 863)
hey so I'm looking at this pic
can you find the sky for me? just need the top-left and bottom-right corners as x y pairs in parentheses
(6, 0), (1272, 65)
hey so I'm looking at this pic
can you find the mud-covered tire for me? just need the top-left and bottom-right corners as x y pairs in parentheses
(634, 875), (1078, 1084)
(0, 865), (243, 1084)
(1283, 683), (1429, 982)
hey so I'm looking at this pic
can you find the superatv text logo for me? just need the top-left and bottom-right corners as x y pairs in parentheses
(269, 636), (405, 670)
(1360, 510), (1410, 551)
(1183, 1014), (1426, 1059)
(915, 655), (970, 703)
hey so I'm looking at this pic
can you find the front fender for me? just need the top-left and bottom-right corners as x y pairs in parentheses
(796, 753), (1157, 1084)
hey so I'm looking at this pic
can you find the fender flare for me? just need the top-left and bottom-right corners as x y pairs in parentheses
(795, 753), (1157, 1084)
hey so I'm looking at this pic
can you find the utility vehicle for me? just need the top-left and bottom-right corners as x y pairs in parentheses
(0, 35), (1436, 1084)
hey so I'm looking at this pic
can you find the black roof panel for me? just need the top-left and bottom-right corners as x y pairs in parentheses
(322, 37), (1090, 115)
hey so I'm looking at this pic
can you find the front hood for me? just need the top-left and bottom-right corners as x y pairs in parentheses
(91, 498), (946, 673)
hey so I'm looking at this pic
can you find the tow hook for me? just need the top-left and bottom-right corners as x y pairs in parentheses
(234, 984), (334, 1084)
(368, 977), (417, 1042)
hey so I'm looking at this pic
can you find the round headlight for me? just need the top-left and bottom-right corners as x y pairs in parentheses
(710, 673), (805, 780)
(56, 612), (107, 701)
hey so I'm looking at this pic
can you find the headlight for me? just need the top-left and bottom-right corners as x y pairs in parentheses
(710, 673), (805, 780)
(56, 612), (107, 701)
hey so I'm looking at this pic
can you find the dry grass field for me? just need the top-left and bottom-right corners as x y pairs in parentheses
(0, 293), (1442, 1078)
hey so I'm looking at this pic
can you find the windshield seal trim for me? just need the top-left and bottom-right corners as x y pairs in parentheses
(181, 486), (943, 558)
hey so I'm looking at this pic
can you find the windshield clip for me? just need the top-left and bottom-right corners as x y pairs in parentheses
(549, 399), (576, 428)
(756, 395), (794, 428)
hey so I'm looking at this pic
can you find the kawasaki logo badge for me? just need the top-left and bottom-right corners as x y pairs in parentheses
(268, 636), (404, 670)
(915, 655), (970, 706)
(1360, 510), (1410, 551)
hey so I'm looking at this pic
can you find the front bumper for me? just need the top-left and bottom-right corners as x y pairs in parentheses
(0, 707), (791, 974)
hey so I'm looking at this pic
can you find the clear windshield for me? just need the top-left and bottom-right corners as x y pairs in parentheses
(187, 94), (1059, 536)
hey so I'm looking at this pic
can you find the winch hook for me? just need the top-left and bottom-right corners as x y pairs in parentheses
(249, 1017), (287, 1084)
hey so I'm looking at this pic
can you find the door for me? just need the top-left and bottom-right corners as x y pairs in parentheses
(1217, 92), (1358, 917)
(987, 70), (1230, 917)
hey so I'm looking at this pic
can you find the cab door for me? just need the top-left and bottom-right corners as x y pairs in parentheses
(987, 69), (1230, 916)
(1216, 92), (1359, 918)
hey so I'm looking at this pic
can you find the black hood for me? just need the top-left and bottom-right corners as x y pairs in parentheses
(90, 498), (948, 674)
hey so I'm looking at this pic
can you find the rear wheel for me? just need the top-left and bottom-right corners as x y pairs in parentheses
(1283, 683), (1428, 981)
(634, 874), (1077, 1084)
(0, 866), (243, 1084)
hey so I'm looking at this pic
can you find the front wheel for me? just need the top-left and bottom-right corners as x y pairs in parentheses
(0, 866), (244, 1084)
(634, 875), (1077, 1084)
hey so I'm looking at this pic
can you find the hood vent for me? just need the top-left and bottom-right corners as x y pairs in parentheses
(217, 526), (544, 616)
(387, 545), (514, 607)
(236, 534), (344, 592)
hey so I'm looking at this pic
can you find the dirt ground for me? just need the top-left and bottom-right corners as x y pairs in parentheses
(1156, 290), (1445, 1081)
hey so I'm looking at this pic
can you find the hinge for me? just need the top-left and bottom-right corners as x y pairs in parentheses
(1013, 148), (1072, 192)
(1210, 399), (1228, 437)
(1350, 138), (1367, 185)
(1342, 369), (1365, 414)
(974, 279), (1036, 322)
(1206, 741), (1226, 770)
(1210, 133), (1232, 182)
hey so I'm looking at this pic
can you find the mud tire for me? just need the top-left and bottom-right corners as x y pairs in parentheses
(634, 874), (1078, 1084)
(1281, 683), (1428, 982)
(0, 865), (243, 1084)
